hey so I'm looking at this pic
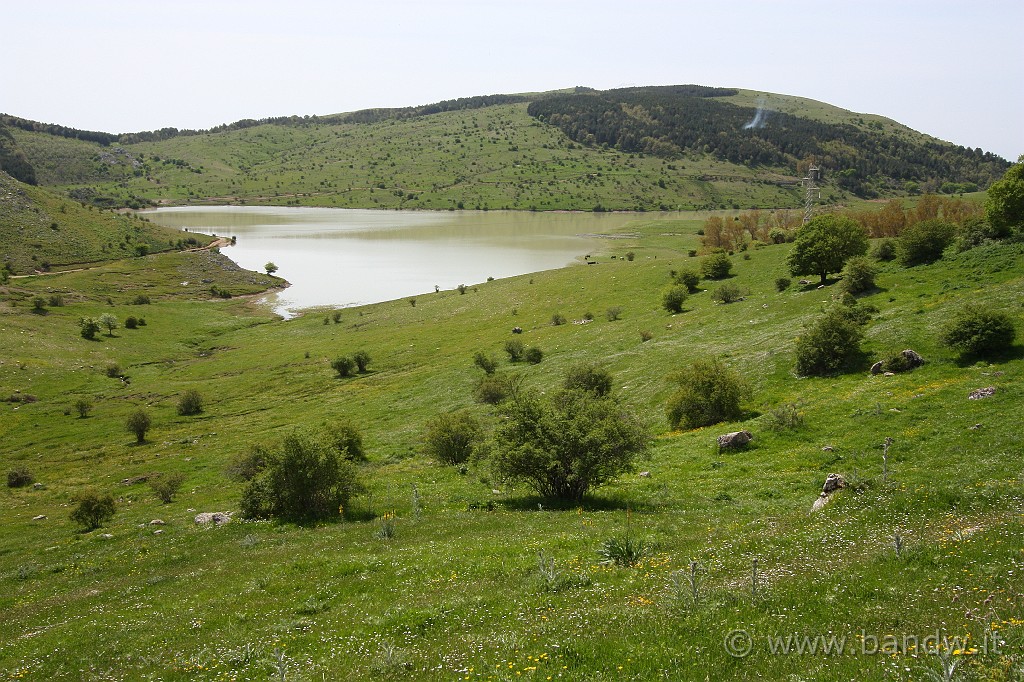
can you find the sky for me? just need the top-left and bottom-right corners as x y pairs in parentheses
(3, 0), (1021, 161)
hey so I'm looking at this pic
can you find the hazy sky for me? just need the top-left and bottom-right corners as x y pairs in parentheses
(3, 0), (1021, 160)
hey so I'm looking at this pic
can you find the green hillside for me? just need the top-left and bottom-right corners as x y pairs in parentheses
(0, 171), (214, 275)
(2, 178), (1023, 679)
(2, 85), (1009, 211)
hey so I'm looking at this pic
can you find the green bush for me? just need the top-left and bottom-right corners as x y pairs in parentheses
(762, 402), (805, 431)
(662, 285), (688, 314)
(326, 421), (367, 462)
(774, 277), (791, 292)
(474, 373), (516, 405)
(524, 347), (544, 364)
(711, 283), (744, 303)
(896, 219), (956, 266)
(563, 364), (613, 397)
(225, 445), (269, 482)
(240, 431), (362, 522)
(675, 268), (700, 292)
(125, 408), (152, 444)
(939, 307), (1016, 357)
(473, 351), (499, 374)
(176, 389), (203, 416)
(956, 216), (1006, 251)
(794, 306), (866, 376)
(505, 339), (525, 362)
(700, 251), (733, 279)
(331, 356), (356, 377)
(490, 390), (648, 501)
(80, 317), (101, 340)
(149, 472), (186, 504)
(352, 350), (371, 373)
(606, 306), (623, 321)
(73, 398), (93, 418)
(132, 294), (151, 305)
(423, 409), (481, 465)
(551, 313), (567, 326)
(124, 316), (138, 329)
(70, 491), (116, 531)
(871, 239), (897, 261)
(839, 256), (877, 295)
(7, 466), (34, 488)
(666, 357), (747, 430)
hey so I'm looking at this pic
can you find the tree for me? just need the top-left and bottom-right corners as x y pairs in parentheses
(80, 317), (101, 340)
(240, 431), (362, 522)
(98, 313), (118, 337)
(490, 390), (648, 501)
(73, 398), (93, 418)
(126, 408), (152, 444)
(787, 214), (869, 284)
(794, 306), (866, 376)
(70, 492), (116, 531)
(352, 350), (372, 373)
(422, 409), (480, 465)
(940, 307), (1016, 357)
(985, 160), (1024, 235)
(563, 364), (613, 397)
(264, 262), (279, 275)
(666, 357), (747, 430)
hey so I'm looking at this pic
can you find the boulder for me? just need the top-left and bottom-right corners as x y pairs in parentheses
(32, 514), (47, 521)
(870, 361), (884, 375)
(968, 386), (996, 400)
(194, 512), (232, 525)
(717, 431), (753, 449)
(899, 349), (925, 368)
(149, 519), (166, 526)
(638, 471), (651, 478)
(811, 473), (848, 512)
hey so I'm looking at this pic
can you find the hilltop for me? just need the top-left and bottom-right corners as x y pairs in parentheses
(1, 85), (1009, 211)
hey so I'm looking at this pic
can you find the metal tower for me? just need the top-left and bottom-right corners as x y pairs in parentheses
(802, 165), (821, 224)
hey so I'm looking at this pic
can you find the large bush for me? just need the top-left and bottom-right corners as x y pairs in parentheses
(794, 306), (867, 376)
(326, 421), (367, 462)
(240, 431), (362, 522)
(787, 214), (869, 284)
(839, 256), (877, 295)
(666, 357), (747, 430)
(7, 466), (34, 488)
(985, 161), (1024, 235)
(176, 389), (203, 416)
(125, 408), (152, 444)
(563, 364), (613, 397)
(675, 268), (701, 292)
(700, 251), (733, 280)
(70, 492), (116, 531)
(490, 390), (648, 501)
(940, 308), (1016, 357)
(896, 219), (956, 266)
(662, 285), (688, 314)
(331, 356), (356, 377)
(422, 409), (481, 465)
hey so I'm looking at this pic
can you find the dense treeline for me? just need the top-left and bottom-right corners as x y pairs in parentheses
(0, 114), (118, 146)
(527, 87), (1009, 196)
(0, 123), (37, 185)
(338, 94), (530, 124)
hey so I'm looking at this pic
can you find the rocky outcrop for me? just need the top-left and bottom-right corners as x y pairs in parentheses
(811, 473), (847, 512)
(194, 512), (232, 525)
(717, 431), (753, 449)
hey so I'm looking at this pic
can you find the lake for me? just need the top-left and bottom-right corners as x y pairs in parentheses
(142, 207), (640, 317)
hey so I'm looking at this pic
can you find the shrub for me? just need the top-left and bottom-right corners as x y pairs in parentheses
(662, 285), (688, 314)
(105, 363), (122, 378)
(226, 445), (269, 482)
(639, 330), (653, 342)
(775, 277), (791, 292)
(124, 316), (138, 329)
(564, 364), (613, 397)
(794, 306), (867, 376)
(352, 350), (372, 373)
(149, 472), (187, 504)
(490, 390), (649, 501)
(675, 268), (701, 292)
(606, 306), (623, 321)
(939, 308), (1016, 357)
(331, 356), (356, 377)
(176, 389), (203, 416)
(871, 238), (897, 261)
(132, 294), (151, 305)
(700, 251), (733, 279)
(524, 347), (544, 364)
(7, 466), (34, 488)
(326, 421), (367, 462)
(474, 373), (516, 405)
(551, 313), (567, 326)
(597, 533), (650, 567)
(505, 339), (525, 362)
(48, 294), (64, 307)
(239, 431), (362, 522)
(711, 283), (744, 303)
(332, 311), (342, 324)
(762, 402), (805, 431)
(839, 256), (877, 295)
(73, 398), (93, 418)
(423, 409), (481, 465)
(896, 219), (956, 266)
(80, 317), (101, 340)
(32, 297), (46, 313)
(625, 251), (636, 261)
(126, 408), (152, 444)
(70, 492), (116, 531)
(955, 216), (1004, 251)
(666, 357), (747, 430)
(457, 284), (467, 295)
(473, 351), (499, 375)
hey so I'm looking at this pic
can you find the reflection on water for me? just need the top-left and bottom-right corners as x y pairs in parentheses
(144, 207), (638, 317)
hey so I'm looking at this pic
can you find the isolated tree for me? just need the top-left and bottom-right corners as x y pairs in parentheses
(70, 492), (116, 531)
(264, 262), (279, 275)
(666, 357), (747, 429)
(126, 408), (152, 444)
(491, 390), (648, 502)
(985, 160), (1024, 235)
(787, 214), (869, 284)
(73, 398), (93, 418)
(98, 313), (118, 337)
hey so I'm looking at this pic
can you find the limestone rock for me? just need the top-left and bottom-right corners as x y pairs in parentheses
(899, 349), (925, 368)
(638, 471), (651, 478)
(968, 386), (996, 400)
(194, 512), (232, 525)
(149, 519), (165, 526)
(811, 473), (847, 512)
(717, 431), (753, 449)
(870, 361), (884, 375)
(32, 514), (47, 521)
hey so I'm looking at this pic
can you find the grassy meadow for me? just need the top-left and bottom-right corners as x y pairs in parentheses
(1, 205), (1023, 681)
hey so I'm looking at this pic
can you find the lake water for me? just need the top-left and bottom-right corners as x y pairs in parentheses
(142, 207), (639, 317)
